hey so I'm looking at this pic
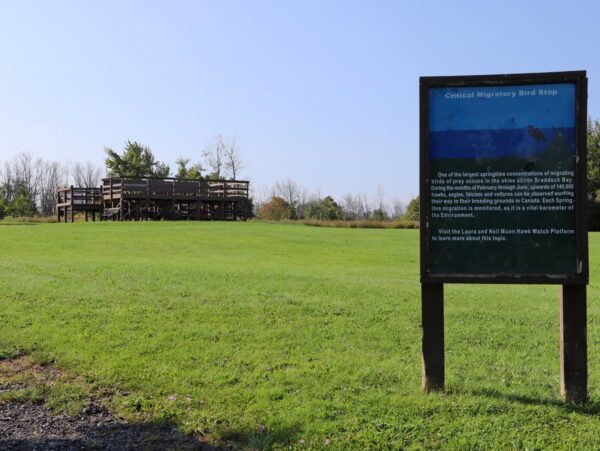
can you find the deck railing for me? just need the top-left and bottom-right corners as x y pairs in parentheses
(102, 177), (249, 200)
(57, 186), (102, 207)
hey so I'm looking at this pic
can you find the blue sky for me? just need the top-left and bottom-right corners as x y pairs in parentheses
(1, 1), (600, 203)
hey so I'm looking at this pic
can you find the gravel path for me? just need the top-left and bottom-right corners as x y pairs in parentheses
(0, 357), (222, 450)
(0, 400), (212, 450)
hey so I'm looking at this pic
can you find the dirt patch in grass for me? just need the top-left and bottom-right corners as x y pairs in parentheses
(0, 356), (222, 450)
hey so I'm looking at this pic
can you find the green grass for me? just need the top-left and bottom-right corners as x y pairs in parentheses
(1, 221), (599, 449)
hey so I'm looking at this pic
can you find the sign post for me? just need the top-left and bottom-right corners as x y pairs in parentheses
(560, 284), (587, 402)
(419, 71), (588, 402)
(421, 283), (444, 391)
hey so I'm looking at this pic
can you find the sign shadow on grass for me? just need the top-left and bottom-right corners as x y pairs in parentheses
(471, 388), (600, 416)
(211, 422), (303, 450)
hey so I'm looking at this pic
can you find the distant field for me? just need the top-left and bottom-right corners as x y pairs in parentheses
(1, 222), (599, 449)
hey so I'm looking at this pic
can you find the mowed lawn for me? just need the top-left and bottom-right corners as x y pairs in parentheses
(1, 221), (600, 449)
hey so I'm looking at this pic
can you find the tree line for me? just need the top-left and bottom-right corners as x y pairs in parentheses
(0, 153), (101, 218)
(587, 119), (600, 230)
(253, 178), (419, 222)
(5, 121), (600, 224)
(254, 119), (600, 226)
(104, 136), (243, 181)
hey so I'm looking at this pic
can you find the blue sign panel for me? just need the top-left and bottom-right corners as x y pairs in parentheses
(424, 80), (581, 278)
(429, 84), (575, 160)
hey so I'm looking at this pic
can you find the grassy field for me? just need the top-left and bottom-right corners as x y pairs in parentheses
(1, 221), (599, 449)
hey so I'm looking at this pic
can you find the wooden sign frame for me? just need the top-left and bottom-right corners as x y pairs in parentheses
(420, 71), (588, 284)
(419, 71), (589, 402)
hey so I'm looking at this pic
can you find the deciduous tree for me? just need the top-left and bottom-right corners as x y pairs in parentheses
(258, 196), (296, 220)
(175, 157), (203, 179)
(403, 196), (419, 221)
(39, 161), (67, 215)
(587, 119), (600, 201)
(202, 135), (226, 180)
(104, 141), (170, 177)
(73, 161), (103, 188)
(305, 195), (342, 220)
(587, 119), (600, 229)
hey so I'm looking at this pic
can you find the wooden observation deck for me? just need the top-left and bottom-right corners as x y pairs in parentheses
(101, 177), (249, 221)
(57, 186), (103, 223)
(57, 177), (250, 222)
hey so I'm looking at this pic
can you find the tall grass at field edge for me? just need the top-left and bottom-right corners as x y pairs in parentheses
(0, 215), (58, 224)
(254, 218), (419, 229)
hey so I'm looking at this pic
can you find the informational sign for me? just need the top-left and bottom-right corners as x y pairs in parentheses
(420, 72), (588, 283)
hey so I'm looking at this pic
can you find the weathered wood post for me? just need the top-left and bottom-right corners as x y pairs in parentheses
(118, 179), (123, 221)
(56, 188), (61, 223)
(560, 284), (587, 402)
(421, 283), (444, 391)
(245, 181), (250, 221)
(70, 185), (74, 223)
(223, 182), (227, 220)
(171, 179), (176, 218)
